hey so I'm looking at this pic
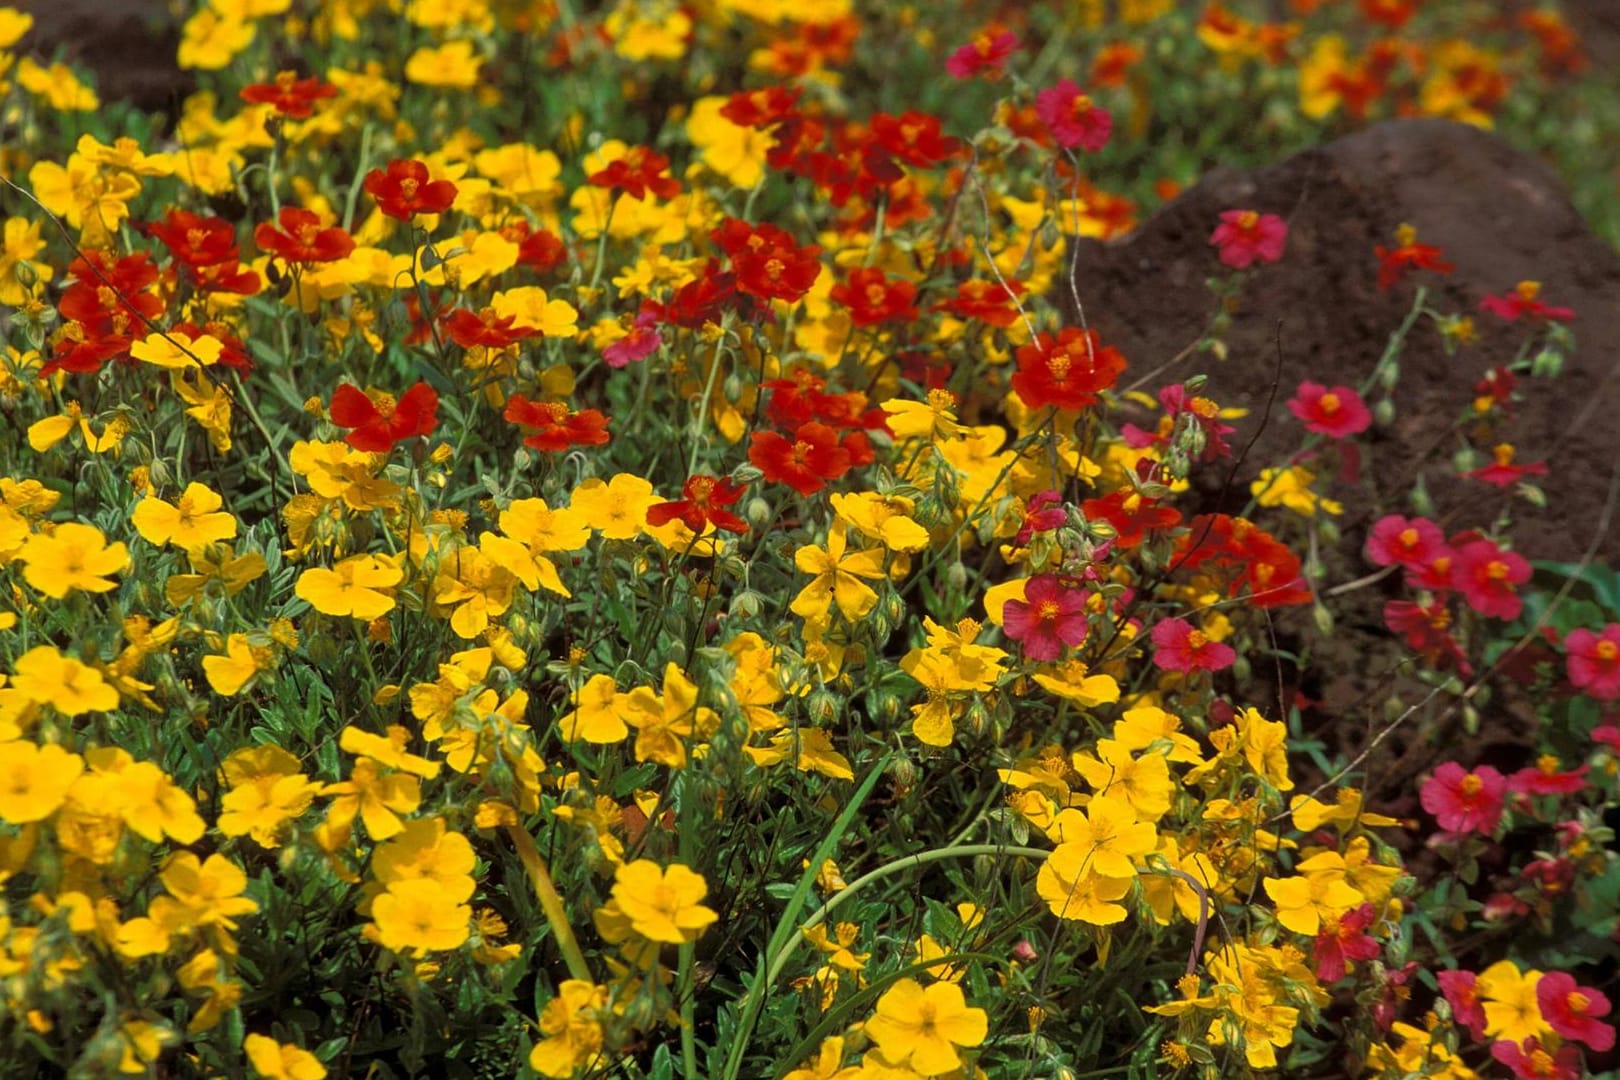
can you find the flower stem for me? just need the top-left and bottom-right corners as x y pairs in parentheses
(503, 822), (592, 983)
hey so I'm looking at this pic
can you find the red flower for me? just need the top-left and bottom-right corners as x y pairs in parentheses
(1375, 224), (1453, 290)
(934, 278), (1025, 327)
(1480, 280), (1575, 323)
(329, 382), (439, 453)
(503, 395), (611, 452)
(191, 260), (262, 296)
(829, 267), (918, 327)
(1437, 969), (1488, 1041)
(1210, 209), (1288, 269)
(1011, 327), (1127, 411)
(602, 310), (662, 369)
(719, 85), (802, 129)
(1565, 625), (1620, 700)
(589, 146), (680, 201)
(1313, 902), (1381, 983)
(443, 306), (539, 349)
(1452, 538), (1531, 620)
(1490, 1036), (1582, 1080)
(44, 252), (165, 376)
(1149, 617), (1236, 674)
(1014, 491), (1068, 547)
(748, 422), (853, 496)
(1510, 754), (1589, 797)
(1464, 443), (1549, 488)
(1090, 43), (1143, 88)
(1419, 762), (1506, 835)
(1287, 381), (1371, 439)
(945, 30), (1019, 79)
(869, 111), (961, 168)
(1365, 514), (1446, 570)
(254, 207), (356, 265)
(646, 475), (749, 535)
(364, 158), (458, 221)
(711, 219), (822, 304)
(1081, 488), (1182, 549)
(1383, 600), (1472, 676)
(240, 70), (338, 119)
(1033, 79), (1112, 151)
(1537, 971), (1615, 1051)
(1002, 574), (1089, 661)
(144, 210), (240, 267)
(512, 223), (567, 273)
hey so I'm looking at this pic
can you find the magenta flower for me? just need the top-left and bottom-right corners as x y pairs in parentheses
(1437, 969), (1488, 1041)
(1287, 381), (1372, 439)
(1509, 754), (1589, 797)
(1565, 624), (1620, 700)
(1452, 538), (1531, 620)
(1002, 574), (1088, 661)
(1209, 209), (1287, 269)
(1365, 514), (1446, 570)
(1033, 79), (1112, 151)
(1013, 491), (1067, 546)
(1491, 1036), (1582, 1080)
(1312, 902), (1381, 983)
(945, 30), (1019, 79)
(603, 310), (663, 369)
(1419, 761), (1506, 835)
(1480, 280), (1575, 324)
(1149, 617), (1236, 674)
(1537, 971), (1615, 1051)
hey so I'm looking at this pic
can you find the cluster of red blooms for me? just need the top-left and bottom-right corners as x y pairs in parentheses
(240, 70), (337, 119)
(588, 146), (681, 202)
(144, 209), (262, 297)
(503, 395), (610, 453)
(329, 382), (439, 453)
(710, 218), (822, 305)
(1011, 327), (1128, 412)
(44, 251), (164, 376)
(828, 267), (918, 327)
(1172, 514), (1312, 608)
(1082, 462), (1183, 549)
(744, 369), (883, 496)
(1366, 515), (1532, 620)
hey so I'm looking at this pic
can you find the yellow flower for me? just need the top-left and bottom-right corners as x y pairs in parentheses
(16, 57), (98, 111)
(338, 725), (441, 779)
(881, 390), (964, 442)
(0, 217), (52, 306)
(1477, 960), (1552, 1046)
(791, 521), (886, 621)
(619, 663), (718, 768)
(75, 133), (175, 178)
(1263, 872), (1364, 936)
(490, 286), (579, 338)
(558, 674), (627, 743)
(404, 40), (483, 88)
(18, 522), (128, 598)
(1070, 739), (1173, 822)
(472, 143), (563, 206)
(1037, 846), (1134, 925)
(605, 1), (692, 61)
(178, 8), (256, 70)
(529, 981), (609, 1078)
(569, 474), (659, 540)
(686, 96), (773, 189)
(323, 758), (421, 840)
(863, 978), (988, 1075)
(296, 554), (403, 619)
(1048, 795), (1156, 877)
(829, 491), (930, 552)
(0, 8), (33, 50)
(244, 1033), (327, 1080)
(217, 745), (322, 848)
(1250, 465), (1342, 518)
(202, 633), (271, 696)
(9, 645), (119, 715)
(371, 817), (477, 900)
(370, 879), (471, 954)
(82, 747), (206, 845)
(159, 851), (260, 932)
(609, 859), (718, 944)
(129, 331), (223, 370)
(132, 481), (238, 549)
(432, 546), (515, 637)
(0, 741), (84, 823)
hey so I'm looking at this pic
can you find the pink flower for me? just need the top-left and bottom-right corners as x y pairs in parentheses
(1452, 538), (1531, 620)
(1013, 491), (1067, 547)
(1537, 971), (1615, 1051)
(1565, 625), (1620, 701)
(1149, 617), (1236, 673)
(1463, 443), (1549, 488)
(1437, 969), (1487, 1042)
(603, 310), (663, 368)
(1593, 725), (1620, 753)
(1002, 574), (1089, 661)
(1209, 209), (1287, 269)
(1420, 762), (1506, 835)
(1287, 381), (1371, 439)
(945, 30), (1019, 79)
(1383, 600), (1472, 676)
(1034, 79), (1112, 151)
(1509, 754), (1589, 796)
(1491, 1036), (1582, 1080)
(1365, 514), (1446, 570)
(1312, 902), (1381, 983)
(1480, 280), (1575, 323)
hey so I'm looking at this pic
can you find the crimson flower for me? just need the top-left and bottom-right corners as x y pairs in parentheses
(1491, 1036), (1582, 1080)
(1480, 280), (1575, 323)
(511, 223), (567, 272)
(1419, 761), (1506, 835)
(1081, 488), (1182, 549)
(1565, 625), (1620, 700)
(1033, 78), (1112, 151)
(1384, 600), (1472, 676)
(191, 260), (262, 295)
(1149, 617), (1236, 674)
(1013, 491), (1067, 547)
(719, 85), (802, 129)
(1537, 971), (1615, 1051)
(945, 30), (1019, 79)
(144, 210), (240, 267)
(1365, 515), (1446, 570)
(1375, 224), (1453, 290)
(1210, 209), (1288, 269)
(1313, 903), (1381, 983)
(711, 218), (822, 304)
(1011, 327), (1127, 411)
(443, 306), (539, 350)
(869, 110), (961, 168)
(1437, 969), (1488, 1041)
(329, 382), (439, 453)
(254, 207), (355, 265)
(589, 146), (680, 201)
(829, 267), (918, 326)
(748, 422), (853, 496)
(1002, 574), (1088, 661)
(934, 279), (1025, 327)
(646, 475), (748, 534)
(1463, 443), (1548, 489)
(1509, 754), (1589, 797)
(364, 159), (458, 221)
(1452, 538), (1531, 620)
(1287, 381), (1371, 439)
(503, 395), (611, 452)
(603, 310), (663, 369)
(240, 70), (338, 119)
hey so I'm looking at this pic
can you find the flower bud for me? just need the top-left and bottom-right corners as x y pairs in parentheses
(887, 755), (918, 794)
(1312, 604), (1334, 636)
(1373, 399), (1396, 428)
(745, 497), (773, 530)
(806, 689), (840, 726)
(729, 591), (763, 619)
(1530, 347), (1563, 380)
(1379, 360), (1401, 392)
(1316, 519), (1340, 546)
(1231, 655), (1251, 683)
(1407, 480), (1435, 519)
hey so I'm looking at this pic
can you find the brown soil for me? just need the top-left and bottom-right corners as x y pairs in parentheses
(20, 0), (189, 115)
(1067, 117), (1620, 817)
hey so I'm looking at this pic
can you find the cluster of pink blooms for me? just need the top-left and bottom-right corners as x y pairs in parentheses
(1367, 515), (1533, 620)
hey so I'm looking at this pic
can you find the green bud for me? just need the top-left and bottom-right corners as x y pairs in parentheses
(723, 372), (744, 401)
(1408, 479), (1435, 518)
(1231, 655), (1251, 683)
(744, 497), (772, 529)
(1530, 348), (1563, 379)
(733, 464), (764, 485)
(887, 755), (918, 793)
(806, 689), (840, 726)
(1379, 360), (1401, 392)
(147, 458), (171, 488)
(1313, 604), (1335, 636)
(729, 591), (763, 619)
(1519, 483), (1547, 509)
(1316, 519), (1340, 546)
(867, 689), (902, 727)
(944, 561), (969, 595)
(1383, 695), (1406, 723)
(1373, 399), (1396, 428)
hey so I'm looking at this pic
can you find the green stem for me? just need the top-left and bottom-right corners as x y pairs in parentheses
(504, 823), (593, 984)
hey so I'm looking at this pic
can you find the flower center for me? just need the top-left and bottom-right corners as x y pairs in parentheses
(1318, 392), (1340, 414)
(763, 257), (785, 282)
(1045, 351), (1073, 380)
(1185, 629), (1208, 650)
(1037, 599), (1063, 622)
(400, 177), (420, 200)
(1568, 991), (1591, 1014)
(1515, 280), (1541, 301)
(1485, 559), (1509, 582)
(1458, 773), (1483, 796)
(1237, 210), (1260, 231)
(1398, 527), (1419, 549)
(1596, 640), (1618, 662)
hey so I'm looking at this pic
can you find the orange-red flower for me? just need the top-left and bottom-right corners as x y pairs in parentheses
(588, 146), (680, 201)
(711, 218), (821, 305)
(934, 279), (1025, 327)
(254, 208), (356, 265)
(829, 267), (918, 327)
(503, 395), (611, 452)
(748, 422), (853, 496)
(364, 159), (458, 221)
(646, 476), (749, 534)
(444, 307), (539, 350)
(330, 382), (440, 453)
(1011, 327), (1126, 411)
(240, 70), (338, 119)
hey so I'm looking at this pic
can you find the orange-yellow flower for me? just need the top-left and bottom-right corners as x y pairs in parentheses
(863, 978), (988, 1075)
(17, 522), (128, 598)
(295, 554), (403, 619)
(608, 860), (718, 944)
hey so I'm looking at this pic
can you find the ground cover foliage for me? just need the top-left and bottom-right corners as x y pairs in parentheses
(1, 1), (1618, 1077)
